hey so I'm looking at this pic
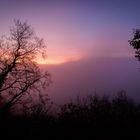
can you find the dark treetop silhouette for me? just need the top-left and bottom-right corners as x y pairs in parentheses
(0, 20), (51, 112)
(129, 29), (140, 61)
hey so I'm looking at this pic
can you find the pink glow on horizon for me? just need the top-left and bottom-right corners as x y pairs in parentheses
(34, 27), (132, 65)
(37, 54), (82, 65)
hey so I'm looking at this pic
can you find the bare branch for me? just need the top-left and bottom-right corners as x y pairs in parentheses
(0, 20), (50, 111)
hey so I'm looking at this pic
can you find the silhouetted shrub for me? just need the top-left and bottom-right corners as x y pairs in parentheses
(0, 91), (140, 139)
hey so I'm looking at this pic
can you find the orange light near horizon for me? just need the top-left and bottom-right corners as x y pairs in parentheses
(37, 59), (65, 65)
(37, 55), (82, 65)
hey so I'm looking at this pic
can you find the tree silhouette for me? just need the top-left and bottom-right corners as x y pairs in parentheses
(0, 20), (51, 112)
(129, 29), (140, 60)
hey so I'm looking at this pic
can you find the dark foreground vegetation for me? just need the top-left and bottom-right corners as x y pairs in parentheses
(0, 91), (140, 140)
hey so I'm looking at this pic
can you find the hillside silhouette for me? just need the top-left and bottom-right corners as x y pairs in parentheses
(0, 91), (140, 139)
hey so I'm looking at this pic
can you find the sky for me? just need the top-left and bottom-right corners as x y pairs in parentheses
(0, 0), (140, 103)
(0, 0), (140, 64)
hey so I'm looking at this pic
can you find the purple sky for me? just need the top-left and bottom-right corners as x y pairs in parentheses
(0, 0), (140, 63)
(0, 0), (140, 102)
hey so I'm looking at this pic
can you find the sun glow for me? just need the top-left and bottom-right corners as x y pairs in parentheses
(37, 55), (82, 65)
(37, 59), (65, 65)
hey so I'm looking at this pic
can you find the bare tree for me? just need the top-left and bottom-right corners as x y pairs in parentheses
(0, 20), (51, 112)
(129, 29), (140, 60)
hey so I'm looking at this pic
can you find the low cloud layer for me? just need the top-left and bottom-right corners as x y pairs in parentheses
(40, 57), (140, 104)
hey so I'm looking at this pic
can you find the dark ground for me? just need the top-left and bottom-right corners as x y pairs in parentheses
(0, 93), (140, 140)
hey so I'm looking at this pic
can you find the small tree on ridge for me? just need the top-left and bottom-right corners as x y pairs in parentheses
(129, 29), (140, 60)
